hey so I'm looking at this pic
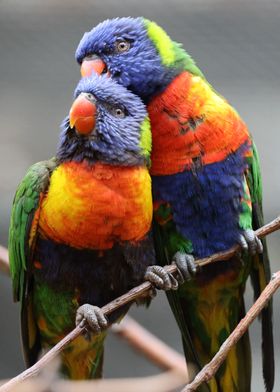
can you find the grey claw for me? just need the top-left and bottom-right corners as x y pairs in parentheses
(135, 287), (157, 306)
(255, 236), (263, 254)
(238, 234), (248, 252)
(148, 287), (157, 298)
(238, 229), (263, 255)
(76, 304), (108, 337)
(144, 265), (178, 291)
(173, 252), (197, 282)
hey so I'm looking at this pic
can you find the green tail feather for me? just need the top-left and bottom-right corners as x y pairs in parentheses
(247, 141), (274, 391)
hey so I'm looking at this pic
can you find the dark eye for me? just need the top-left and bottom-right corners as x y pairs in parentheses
(116, 40), (130, 53)
(113, 107), (126, 118)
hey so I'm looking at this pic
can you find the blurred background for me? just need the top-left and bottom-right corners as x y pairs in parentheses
(0, 0), (279, 390)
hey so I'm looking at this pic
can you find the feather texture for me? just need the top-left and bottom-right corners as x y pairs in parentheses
(39, 161), (152, 249)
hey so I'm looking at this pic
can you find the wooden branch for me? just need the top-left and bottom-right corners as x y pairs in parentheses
(0, 316), (189, 392)
(1, 285), (183, 391)
(57, 370), (187, 392)
(0, 245), (9, 275)
(181, 271), (280, 392)
(56, 370), (187, 392)
(112, 315), (189, 377)
(0, 370), (187, 392)
(0, 215), (280, 391)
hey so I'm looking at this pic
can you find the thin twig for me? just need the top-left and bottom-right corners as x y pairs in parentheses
(0, 216), (280, 391)
(112, 315), (189, 378)
(0, 246), (9, 275)
(55, 370), (188, 392)
(0, 370), (188, 392)
(181, 271), (280, 392)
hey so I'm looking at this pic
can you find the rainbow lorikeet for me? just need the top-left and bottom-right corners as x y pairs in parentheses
(74, 17), (274, 391)
(8, 74), (177, 379)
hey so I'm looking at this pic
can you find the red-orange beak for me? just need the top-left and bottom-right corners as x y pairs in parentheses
(69, 93), (96, 135)
(81, 55), (107, 77)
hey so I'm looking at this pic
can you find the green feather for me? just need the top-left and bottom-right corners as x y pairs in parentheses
(8, 158), (57, 366)
(9, 158), (57, 303)
(139, 115), (152, 162)
(245, 141), (274, 391)
(246, 141), (263, 206)
(143, 18), (205, 79)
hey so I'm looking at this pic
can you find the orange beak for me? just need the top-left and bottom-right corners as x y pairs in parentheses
(81, 55), (107, 77)
(69, 94), (96, 135)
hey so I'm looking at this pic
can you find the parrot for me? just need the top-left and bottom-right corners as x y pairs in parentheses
(74, 17), (274, 391)
(8, 73), (177, 379)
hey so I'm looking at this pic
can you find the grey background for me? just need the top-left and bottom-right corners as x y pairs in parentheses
(0, 0), (279, 390)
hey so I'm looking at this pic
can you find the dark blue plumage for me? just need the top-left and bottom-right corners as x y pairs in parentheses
(152, 144), (249, 257)
(33, 237), (154, 322)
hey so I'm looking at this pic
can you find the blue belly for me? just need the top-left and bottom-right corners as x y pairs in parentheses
(33, 237), (153, 311)
(152, 145), (249, 258)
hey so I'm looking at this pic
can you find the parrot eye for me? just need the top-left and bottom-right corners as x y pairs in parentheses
(113, 107), (126, 118)
(115, 40), (131, 53)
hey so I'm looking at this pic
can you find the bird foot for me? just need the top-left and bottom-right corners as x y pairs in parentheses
(144, 265), (178, 291)
(172, 251), (197, 283)
(238, 229), (263, 255)
(76, 304), (108, 339)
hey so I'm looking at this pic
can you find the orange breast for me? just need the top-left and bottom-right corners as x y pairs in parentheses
(39, 161), (152, 249)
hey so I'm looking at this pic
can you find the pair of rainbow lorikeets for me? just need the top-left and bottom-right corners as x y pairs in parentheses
(9, 17), (274, 391)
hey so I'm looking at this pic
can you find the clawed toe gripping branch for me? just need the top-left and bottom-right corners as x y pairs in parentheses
(0, 216), (280, 392)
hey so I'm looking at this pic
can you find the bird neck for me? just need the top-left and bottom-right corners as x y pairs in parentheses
(170, 41), (205, 80)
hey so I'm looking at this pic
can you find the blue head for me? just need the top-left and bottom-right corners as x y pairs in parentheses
(57, 74), (151, 165)
(75, 17), (200, 101)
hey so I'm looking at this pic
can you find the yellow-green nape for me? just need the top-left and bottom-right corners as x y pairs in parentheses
(142, 18), (205, 79)
(139, 116), (152, 158)
(143, 18), (175, 66)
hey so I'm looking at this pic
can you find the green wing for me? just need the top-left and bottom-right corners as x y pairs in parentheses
(8, 158), (57, 365)
(246, 141), (274, 392)
(246, 141), (271, 291)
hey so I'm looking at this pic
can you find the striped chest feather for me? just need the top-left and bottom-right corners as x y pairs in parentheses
(38, 161), (152, 249)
